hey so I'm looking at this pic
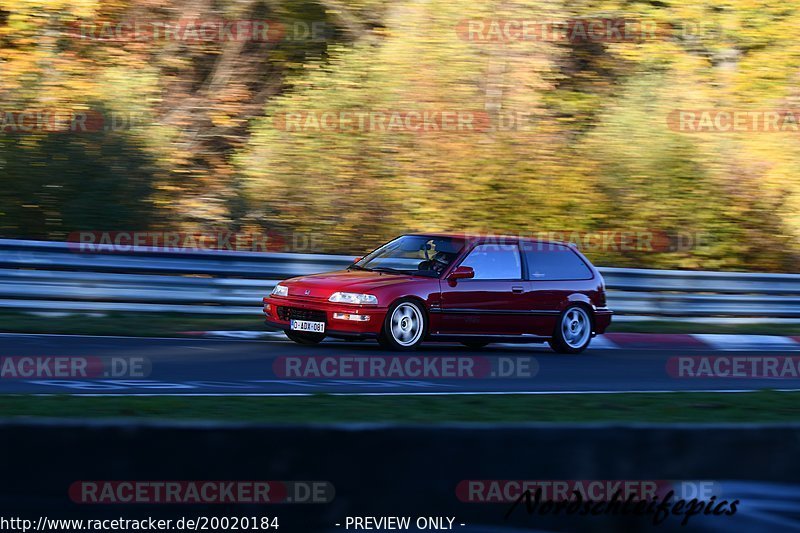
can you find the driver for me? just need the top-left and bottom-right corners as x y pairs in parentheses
(419, 250), (456, 274)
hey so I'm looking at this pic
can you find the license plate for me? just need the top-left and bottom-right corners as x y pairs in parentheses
(290, 319), (325, 333)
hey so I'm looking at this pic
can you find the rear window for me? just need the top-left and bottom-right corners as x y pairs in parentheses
(524, 243), (593, 281)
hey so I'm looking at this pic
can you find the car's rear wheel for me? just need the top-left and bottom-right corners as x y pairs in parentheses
(285, 331), (325, 345)
(461, 341), (490, 349)
(549, 305), (592, 354)
(379, 299), (427, 351)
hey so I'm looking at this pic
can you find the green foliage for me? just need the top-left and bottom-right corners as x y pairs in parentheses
(1, 0), (799, 270)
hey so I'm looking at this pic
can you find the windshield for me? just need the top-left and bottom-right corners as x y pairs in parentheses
(354, 235), (465, 277)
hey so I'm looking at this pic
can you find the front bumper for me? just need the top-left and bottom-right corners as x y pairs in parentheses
(263, 295), (387, 338)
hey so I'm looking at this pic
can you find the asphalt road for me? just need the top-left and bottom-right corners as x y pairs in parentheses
(0, 333), (799, 395)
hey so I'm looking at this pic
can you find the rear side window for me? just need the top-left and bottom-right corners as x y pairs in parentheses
(460, 244), (522, 280)
(524, 244), (593, 281)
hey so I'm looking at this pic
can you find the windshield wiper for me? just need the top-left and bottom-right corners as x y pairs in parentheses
(371, 266), (408, 275)
(412, 270), (439, 278)
(348, 264), (372, 271)
(372, 267), (436, 277)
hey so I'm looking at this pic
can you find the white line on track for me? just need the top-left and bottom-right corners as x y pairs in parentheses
(19, 388), (800, 397)
(0, 332), (285, 342)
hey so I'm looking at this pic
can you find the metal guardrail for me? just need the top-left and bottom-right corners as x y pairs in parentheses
(1, 238), (799, 318)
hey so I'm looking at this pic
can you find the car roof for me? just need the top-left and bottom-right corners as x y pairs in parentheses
(405, 232), (577, 248)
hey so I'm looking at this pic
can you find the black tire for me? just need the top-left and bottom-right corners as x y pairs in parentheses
(378, 299), (428, 351)
(549, 305), (593, 354)
(460, 341), (490, 349)
(285, 330), (325, 345)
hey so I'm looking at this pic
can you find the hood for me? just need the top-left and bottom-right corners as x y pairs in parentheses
(280, 270), (425, 300)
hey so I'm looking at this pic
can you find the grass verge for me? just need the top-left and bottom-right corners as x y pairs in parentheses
(1, 391), (799, 423)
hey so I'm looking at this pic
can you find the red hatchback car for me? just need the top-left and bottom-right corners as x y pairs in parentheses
(263, 234), (612, 353)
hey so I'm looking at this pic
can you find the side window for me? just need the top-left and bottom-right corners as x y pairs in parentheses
(460, 244), (522, 280)
(524, 244), (593, 281)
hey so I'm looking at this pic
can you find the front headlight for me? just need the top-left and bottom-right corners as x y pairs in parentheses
(328, 292), (378, 305)
(271, 284), (288, 297)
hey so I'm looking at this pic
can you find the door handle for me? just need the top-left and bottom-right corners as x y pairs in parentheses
(511, 286), (524, 293)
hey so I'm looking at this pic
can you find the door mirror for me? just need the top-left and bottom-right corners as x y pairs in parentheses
(448, 266), (474, 281)
(352, 257), (362, 264)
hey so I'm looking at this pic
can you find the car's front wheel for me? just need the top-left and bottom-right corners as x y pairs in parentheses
(549, 305), (592, 354)
(285, 331), (325, 345)
(379, 299), (427, 351)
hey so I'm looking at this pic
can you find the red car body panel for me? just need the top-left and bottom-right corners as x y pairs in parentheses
(263, 234), (612, 342)
(263, 270), (437, 337)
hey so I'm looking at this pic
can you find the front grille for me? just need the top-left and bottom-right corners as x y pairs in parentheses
(277, 306), (327, 323)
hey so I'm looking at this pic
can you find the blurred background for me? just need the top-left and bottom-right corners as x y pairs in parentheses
(2, 6), (800, 530)
(1, 0), (799, 272)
